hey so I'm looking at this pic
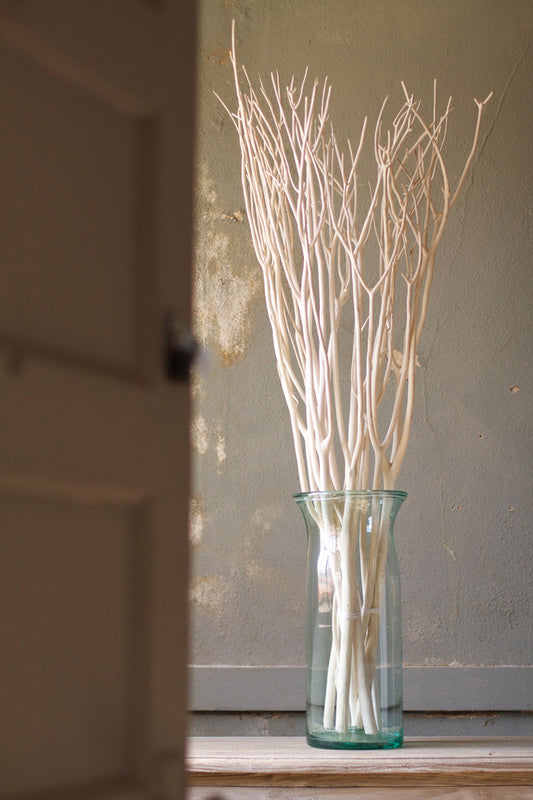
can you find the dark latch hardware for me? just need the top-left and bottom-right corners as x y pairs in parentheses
(165, 314), (198, 382)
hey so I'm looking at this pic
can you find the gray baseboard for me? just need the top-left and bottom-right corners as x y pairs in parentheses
(190, 665), (533, 712)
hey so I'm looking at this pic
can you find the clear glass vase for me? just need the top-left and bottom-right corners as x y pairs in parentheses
(294, 490), (407, 749)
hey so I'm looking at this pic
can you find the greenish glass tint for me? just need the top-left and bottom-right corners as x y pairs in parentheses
(294, 490), (407, 750)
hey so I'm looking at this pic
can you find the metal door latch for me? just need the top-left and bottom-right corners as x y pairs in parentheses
(165, 313), (198, 382)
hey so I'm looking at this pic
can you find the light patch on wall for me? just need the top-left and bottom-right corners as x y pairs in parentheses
(190, 368), (207, 403)
(216, 429), (226, 473)
(189, 575), (228, 617)
(245, 559), (279, 590)
(194, 164), (261, 366)
(251, 502), (275, 535)
(191, 414), (209, 455)
(189, 495), (206, 547)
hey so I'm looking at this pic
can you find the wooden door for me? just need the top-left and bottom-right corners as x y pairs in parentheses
(0, 2), (195, 798)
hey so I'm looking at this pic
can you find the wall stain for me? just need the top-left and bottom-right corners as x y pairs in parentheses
(204, 47), (231, 67)
(190, 368), (207, 403)
(392, 348), (422, 375)
(216, 428), (227, 474)
(189, 575), (228, 617)
(246, 559), (279, 590)
(194, 164), (261, 366)
(222, 209), (245, 222)
(251, 501), (278, 535)
(189, 495), (206, 547)
(191, 414), (209, 455)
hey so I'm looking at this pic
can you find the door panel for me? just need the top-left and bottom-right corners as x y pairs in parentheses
(0, 40), (141, 371)
(0, 2), (195, 798)
(0, 495), (133, 795)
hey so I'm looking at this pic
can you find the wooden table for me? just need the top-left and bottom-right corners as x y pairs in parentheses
(187, 736), (533, 799)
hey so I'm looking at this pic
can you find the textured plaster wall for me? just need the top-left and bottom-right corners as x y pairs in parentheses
(191, 0), (532, 677)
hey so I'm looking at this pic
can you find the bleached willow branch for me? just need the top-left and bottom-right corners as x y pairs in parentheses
(218, 23), (491, 736)
(219, 28), (492, 494)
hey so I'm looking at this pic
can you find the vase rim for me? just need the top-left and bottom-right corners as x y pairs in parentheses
(293, 489), (408, 501)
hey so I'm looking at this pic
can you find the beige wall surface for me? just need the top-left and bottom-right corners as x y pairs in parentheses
(190, 0), (532, 680)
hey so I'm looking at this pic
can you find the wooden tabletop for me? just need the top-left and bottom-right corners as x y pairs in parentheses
(187, 736), (533, 788)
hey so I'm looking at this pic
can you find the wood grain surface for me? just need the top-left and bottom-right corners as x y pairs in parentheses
(187, 736), (533, 788)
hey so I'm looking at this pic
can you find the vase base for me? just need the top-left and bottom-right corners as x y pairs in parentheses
(306, 726), (403, 750)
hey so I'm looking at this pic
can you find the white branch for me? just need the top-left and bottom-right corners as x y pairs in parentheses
(221, 21), (491, 733)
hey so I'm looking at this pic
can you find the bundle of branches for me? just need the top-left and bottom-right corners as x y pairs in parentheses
(219, 25), (491, 734)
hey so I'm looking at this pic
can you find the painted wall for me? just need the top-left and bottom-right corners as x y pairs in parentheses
(190, 0), (532, 715)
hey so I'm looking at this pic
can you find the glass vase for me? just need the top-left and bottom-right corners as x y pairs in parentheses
(294, 490), (407, 749)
